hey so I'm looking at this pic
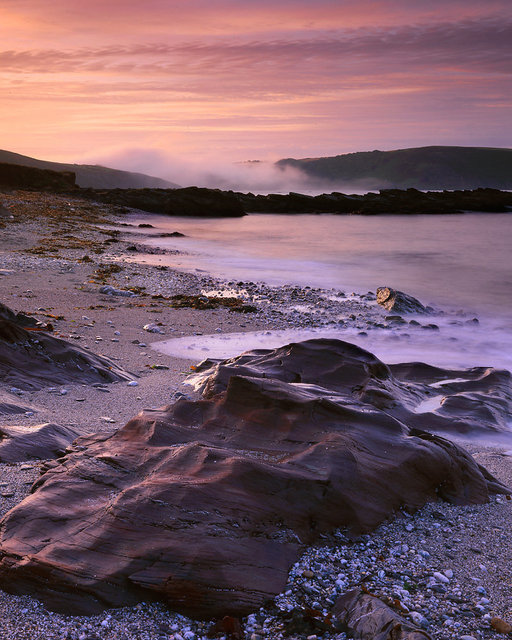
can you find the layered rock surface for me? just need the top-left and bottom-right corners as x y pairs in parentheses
(0, 302), (131, 389)
(0, 423), (80, 463)
(0, 389), (37, 416)
(0, 339), (508, 619)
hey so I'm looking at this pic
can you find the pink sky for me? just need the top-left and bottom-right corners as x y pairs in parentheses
(1, 0), (511, 181)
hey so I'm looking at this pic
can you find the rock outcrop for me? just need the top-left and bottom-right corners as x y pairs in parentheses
(79, 186), (246, 218)
(0, 163), (76, 191)
(0, 339), (507, 619)
(0, 302), (131, 389)
(0, 390), (37, 416)
(0, 423), (80, 463)
(236, 187), (512, 214)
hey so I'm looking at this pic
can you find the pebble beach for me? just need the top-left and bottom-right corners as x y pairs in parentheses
(0, 190), (511, 640)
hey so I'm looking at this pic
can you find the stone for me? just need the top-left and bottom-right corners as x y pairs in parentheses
(98, 285), (135, 297)
(0, 423), (80, 463)
(491, 617), (512, 634)
(0, 340), (507, 618)
(143, 323), (165, 334)
(333, 588), (432, 639)
(376, 287), (429, 314)
(0, 301), (131, 390)
(433, 572), (450, 584)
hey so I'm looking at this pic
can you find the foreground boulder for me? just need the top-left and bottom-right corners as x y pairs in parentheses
(376, 287), (429, 313)
(0, 301), (131, 389)
(192, 340), (512, 436)
(0, 423), (80, 463)
(0, 339), (507, 618)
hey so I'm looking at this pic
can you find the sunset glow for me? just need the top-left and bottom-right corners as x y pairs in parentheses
(1, 0), (511, 180)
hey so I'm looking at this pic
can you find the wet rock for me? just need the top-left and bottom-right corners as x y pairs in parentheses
(376, 287), (429, 314)
(157, 231), (186, 238)
(0, 339), (506, 619)
(0, 423), (80, 463)
(194, 340), (512, 437)
(79, 186), (245, 218)
(332, 588), (432, 639)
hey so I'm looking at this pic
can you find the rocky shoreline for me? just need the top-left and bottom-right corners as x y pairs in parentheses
(0, 190), (511, 640)
(2, 160), (512, 216)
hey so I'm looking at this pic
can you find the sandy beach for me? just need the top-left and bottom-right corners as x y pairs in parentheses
(0, 190), (512, 640)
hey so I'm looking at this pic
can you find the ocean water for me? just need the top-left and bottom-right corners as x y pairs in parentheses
(126, 212), (512, 316)
(125, 212), (512, 371)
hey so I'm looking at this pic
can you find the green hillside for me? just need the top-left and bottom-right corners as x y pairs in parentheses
(0, 149), (179, 189)
(277, 146), (512, 190)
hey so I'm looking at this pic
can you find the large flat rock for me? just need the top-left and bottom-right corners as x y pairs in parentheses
(0, 339), (507, 618)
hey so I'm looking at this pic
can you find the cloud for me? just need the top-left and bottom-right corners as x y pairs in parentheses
(1, 3), (511, 163)
(1, 17), (510, 79)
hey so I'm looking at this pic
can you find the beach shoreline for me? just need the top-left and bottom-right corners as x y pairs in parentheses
(0, 190), (511, 640)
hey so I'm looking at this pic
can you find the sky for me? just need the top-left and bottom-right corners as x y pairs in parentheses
(1, 0), (511, 185)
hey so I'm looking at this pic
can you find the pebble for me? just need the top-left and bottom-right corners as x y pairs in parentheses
(127, 381), (139, 387)
(143, 323), (164, 334)
(434, 571), (450, 583)
(491, 617), (512, 634)
(9, 387), (24, 396)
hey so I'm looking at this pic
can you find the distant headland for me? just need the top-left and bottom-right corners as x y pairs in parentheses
(1, 146), (512, 217)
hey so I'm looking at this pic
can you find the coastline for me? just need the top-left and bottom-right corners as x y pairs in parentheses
(0, 190), (511, 639)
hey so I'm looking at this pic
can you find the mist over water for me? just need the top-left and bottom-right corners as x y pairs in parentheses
(84, 148), (375, 194)
(127, 212), (512, 372)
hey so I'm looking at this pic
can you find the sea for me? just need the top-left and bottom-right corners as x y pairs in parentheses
(123, 212), (512, 373)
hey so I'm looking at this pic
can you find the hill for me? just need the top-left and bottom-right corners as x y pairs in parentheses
(0, 149), (179, 189)
(276, 146), (512, 190)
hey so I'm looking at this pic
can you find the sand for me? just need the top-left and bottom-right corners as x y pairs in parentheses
(0, 189), (511, 640)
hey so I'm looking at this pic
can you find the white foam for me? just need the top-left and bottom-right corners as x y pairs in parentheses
(412, 396), (445, 414)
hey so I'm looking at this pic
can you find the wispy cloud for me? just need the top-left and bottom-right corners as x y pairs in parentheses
(1, 17), (510, 76)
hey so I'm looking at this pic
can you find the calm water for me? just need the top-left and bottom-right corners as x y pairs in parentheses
(127, 212), (512, 318)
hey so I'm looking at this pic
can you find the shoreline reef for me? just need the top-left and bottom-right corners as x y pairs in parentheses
(0, 190), (511, 640)
(2, 159), (512, 217)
